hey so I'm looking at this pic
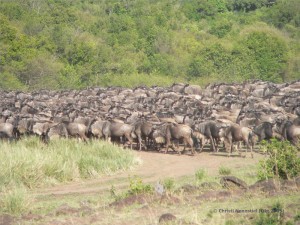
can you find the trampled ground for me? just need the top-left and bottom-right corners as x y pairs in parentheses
(3, 150), (300, 225)
(35, 150), (262, 197)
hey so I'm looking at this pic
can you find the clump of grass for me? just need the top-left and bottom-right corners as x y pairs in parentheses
(254, 202), (286, 225)
(0, 186), (33, 215)
(219, 166), (231, 176)
(257, 139), (300, 180)
(195, 168), (206, 182)
(163, 177), (176, 192)
(0, 136), (138, 190)
(93, 73), (184, 88)
(127, 176), (153, 195)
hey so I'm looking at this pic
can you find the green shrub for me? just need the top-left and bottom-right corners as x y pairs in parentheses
(243, 31), (288, 82)
(257, 139), (300, 180)
(0, 137), (137, 189)
(255, 202), (285, 225)
(195, 168), (206, 182)
(209, 19), (232, 38)
(219, 166), (232, 175)
(127, 176), (153, 195)
(0, 186), (32, 215)
(163, 178), (176, 192)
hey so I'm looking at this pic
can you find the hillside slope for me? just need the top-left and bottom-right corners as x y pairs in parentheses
(0, 0), (299, 90)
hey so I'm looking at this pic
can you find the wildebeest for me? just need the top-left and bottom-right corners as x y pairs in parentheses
(165, 123), (195, 155)
(1, 80), (300, 155)
(252, 122), (273, 142)
(105, 120), (135, 149)
(149, 122), (195, 155)
(220, 124), (254, 158)
(0, 122), (15, 141)
(133, 118), (153, 151)
(193, 121), (223, 152)
(274, 118), (300, 145)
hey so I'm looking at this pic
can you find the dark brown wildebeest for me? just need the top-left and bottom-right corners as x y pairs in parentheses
(164, 123), (195, 155)
(104, 120), (135, 149)
(220, 124), (254, 158)
(253, 122), (273, 142)
(274, 118), (300, 146)
(193, 121), (223, 153)
(133, 119), (153, 151)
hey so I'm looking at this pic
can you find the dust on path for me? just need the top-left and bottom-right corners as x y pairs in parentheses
(33, 151), (263, 197)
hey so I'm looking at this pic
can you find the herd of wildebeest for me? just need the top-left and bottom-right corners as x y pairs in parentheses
(0, 80), (300, 157)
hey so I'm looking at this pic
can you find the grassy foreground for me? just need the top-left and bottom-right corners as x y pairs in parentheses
(0, 137), (138, 214)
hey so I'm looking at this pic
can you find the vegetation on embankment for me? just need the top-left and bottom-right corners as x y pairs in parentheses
(0, 0), (299, 90)
(0, 137), (137, 189)
(0, 137), (138, 214)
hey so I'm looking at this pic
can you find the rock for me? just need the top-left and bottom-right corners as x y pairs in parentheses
(159, 213), (177, 224)
(159, 194), (181, 205)
(295, 176), (300, 189)
(110, 193), (154, 208)
(180, 184), (200, 193)
(0, 214), (14, 225)
(249, 179), (279, 193)
(280, 179), (298, 191)
(199, 182), (221, 190)
(196, 190), (232, 201)
(55, 203), (79, 216)
(220, 176), (248, 190)
(22, 213), (43, 221)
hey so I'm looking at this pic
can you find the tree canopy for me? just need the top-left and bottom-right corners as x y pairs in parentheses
(0, 0), (299, 90)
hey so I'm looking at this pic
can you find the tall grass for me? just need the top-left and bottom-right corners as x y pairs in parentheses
(0, 137), (138, 190)
(0, 186), (33, 215)
(195, 168), (206, 183)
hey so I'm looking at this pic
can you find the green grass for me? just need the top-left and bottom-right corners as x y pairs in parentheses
(219, 165), (232, 176)
(195, 168), (207, 183)
(0, 186), (33, 215)
(0, 137), (138, 215)
(0, 137), (138, 190)
(163, 177), (176, 192)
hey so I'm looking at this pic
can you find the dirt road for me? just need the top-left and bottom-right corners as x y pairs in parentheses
(34, 151), (263, 197)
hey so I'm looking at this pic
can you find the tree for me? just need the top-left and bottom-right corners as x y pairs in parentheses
(244, 31), (288, 81)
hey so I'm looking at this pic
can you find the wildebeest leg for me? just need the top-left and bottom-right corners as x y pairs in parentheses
(165, 138), (171, 154)
(172, 141), (179, 154)
(249, 142), (253, 158)
(186, 137), (195, 155)
(229, 142), (233, 157)
(235, 142), (241, 156)
(214, 138), (220, 152)
(107, 136), (111, 142)
(124, 133), (133, 149)
(144, 136), (148, 150)
(210, 135), (216, 152)
(200, 137), (207, 152)
(81, 134), (89, 142)
(138, 134), (142, 151)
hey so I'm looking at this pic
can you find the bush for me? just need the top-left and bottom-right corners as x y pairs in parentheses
(0, 137), (137, 189)
(255, 202), (287, 225)
(163, 178), (176, 192)
(195, 168), (206, 182)
(0, 186), (33, 215)
(209, 19), (232, 38)
(257, 139), (300, 180)
(243, 31), (288, 82)
(219, 166), (232, 175)
(127, 176), (153, 195)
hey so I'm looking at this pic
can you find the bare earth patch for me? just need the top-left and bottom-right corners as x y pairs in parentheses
(34, 151), (263, 196)
(5, 151), (300, 225)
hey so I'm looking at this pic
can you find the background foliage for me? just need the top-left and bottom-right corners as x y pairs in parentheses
(257, 139), (300, 180)
(0, 0), (299, 90)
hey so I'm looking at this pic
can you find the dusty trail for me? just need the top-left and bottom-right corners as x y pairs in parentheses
(34, 151), (263, 197)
